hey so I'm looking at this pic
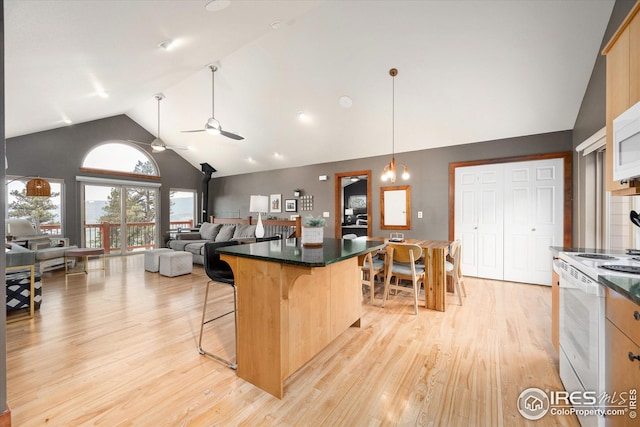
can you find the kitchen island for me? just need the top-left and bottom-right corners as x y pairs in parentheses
(217, 237), (385, 398)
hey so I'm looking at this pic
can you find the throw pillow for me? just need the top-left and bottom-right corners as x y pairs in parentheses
(233, 224), (256, 239)
(200, 222), (222, 241)
(214, 225), (236, 242)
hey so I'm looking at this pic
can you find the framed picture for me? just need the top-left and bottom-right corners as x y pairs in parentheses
(348, 195), (367, 209)
(284, 199), (297, 212)
(270, 194), (282, 213)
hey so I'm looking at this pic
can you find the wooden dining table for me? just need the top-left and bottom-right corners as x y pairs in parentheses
(368, 238), (452, 312)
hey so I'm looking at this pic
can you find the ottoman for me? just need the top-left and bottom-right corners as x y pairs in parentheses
(144, 248), (173, 272)
(159, 251), (193, 277)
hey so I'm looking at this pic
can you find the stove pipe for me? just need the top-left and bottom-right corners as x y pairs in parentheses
(200, 163), (217, 224)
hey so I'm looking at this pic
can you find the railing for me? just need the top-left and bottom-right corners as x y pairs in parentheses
(84, 221), (192, 253)
(168, 220), (194, 230)
(39, 224), (62, 235)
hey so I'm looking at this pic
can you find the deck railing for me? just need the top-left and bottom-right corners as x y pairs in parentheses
(84, 220), (194, 253)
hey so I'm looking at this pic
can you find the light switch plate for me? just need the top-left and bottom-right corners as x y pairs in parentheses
(418, 211), (423, 219)
(323, 211), (330, 218)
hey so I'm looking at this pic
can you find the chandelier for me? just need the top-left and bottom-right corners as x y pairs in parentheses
(381, 68), (409, 184)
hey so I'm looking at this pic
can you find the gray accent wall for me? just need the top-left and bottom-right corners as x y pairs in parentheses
(210, 130), (572, 241)
(1, 0), (7, 414)
(5, 115), (203, 246)
(572, 0), (636, 247)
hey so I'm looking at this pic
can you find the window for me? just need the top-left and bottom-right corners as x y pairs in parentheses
(169, 189), (197, 230)
(6, 177), (64, 236)
(82, 141), (159, 176)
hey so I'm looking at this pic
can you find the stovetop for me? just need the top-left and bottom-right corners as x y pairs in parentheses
(559, 251), (640, 280)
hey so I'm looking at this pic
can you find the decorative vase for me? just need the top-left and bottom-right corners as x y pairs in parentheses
(301, 226), (323, 247)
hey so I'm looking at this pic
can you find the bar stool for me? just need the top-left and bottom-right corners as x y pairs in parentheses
(198, 241), (240, 369)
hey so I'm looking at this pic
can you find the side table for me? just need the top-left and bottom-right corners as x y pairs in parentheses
(65, 248), (106, 275)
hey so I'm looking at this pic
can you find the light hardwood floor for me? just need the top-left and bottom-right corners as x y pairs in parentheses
(6, 255), (579, 426)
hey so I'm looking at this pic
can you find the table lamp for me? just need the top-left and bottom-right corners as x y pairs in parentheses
(249, 195), (269, 238)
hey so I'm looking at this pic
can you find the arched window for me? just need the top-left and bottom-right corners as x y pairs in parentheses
(81, 141), (159, 177)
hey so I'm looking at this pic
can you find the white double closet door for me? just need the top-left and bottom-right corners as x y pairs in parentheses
(455, 158), (563, 286)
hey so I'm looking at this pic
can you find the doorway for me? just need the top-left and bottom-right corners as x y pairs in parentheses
(334, 170), (372, 238)
(82, 182), (159, 254)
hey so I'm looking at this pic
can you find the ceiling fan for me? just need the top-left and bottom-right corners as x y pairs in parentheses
(181, 64), (244, 140)
(129, 94), (188, 152)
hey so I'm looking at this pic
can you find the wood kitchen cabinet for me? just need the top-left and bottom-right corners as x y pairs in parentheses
(603, 3), (640, 195)
(605, 288), (640, 427)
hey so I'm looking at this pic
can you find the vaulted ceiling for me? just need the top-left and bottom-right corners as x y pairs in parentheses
(5, 0), (615, 177)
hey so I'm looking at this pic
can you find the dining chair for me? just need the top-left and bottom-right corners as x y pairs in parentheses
(446, 240), (467, 305)
(382, 243), (425, 314)
(362, 250), (385, 304)
(198, 241), (240, 369)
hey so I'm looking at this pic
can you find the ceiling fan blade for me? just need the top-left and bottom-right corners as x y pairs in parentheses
(127, 139), (150, 146)
(181, 129), (206, 133)
(167, 145), (189, 151)
(220, 130), (244, 140)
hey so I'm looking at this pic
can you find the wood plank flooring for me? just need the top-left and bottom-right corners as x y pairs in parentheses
(6, 255), (579, 426)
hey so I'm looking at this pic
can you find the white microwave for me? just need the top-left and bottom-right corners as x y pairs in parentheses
(613, 100), (640, 181)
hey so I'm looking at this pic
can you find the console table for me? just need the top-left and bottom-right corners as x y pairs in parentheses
(217, 237), (385, 398)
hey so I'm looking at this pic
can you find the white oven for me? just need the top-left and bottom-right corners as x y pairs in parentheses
(556, 254), (606, 427)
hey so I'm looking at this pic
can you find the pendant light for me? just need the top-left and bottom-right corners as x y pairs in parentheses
(381, 68), (409, 183)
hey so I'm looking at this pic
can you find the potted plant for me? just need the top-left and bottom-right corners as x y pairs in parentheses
(294, 189), (302, 197)
(301, 214), (326, 247)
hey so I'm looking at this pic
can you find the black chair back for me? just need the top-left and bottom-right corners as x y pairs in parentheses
(203, 241), (239, 286)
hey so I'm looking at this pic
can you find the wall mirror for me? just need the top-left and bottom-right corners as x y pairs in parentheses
(380, 185), (411, 230)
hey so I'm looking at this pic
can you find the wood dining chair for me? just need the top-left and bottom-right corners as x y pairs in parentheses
(382, 243), (425, 315)
(362, 250), (385, 305)
(446, 240), (467, 305)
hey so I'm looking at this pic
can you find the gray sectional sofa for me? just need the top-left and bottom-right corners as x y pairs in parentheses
(168, 222), (257, 265)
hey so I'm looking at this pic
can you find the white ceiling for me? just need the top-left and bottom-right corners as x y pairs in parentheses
(5, 0), (615, 177)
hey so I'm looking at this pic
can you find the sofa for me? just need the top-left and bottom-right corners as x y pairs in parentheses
(6, 218), (77, 273)
(168, 222), (257, 265)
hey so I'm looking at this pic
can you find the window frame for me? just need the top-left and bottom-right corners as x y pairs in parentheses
(5, 175), (65, 237)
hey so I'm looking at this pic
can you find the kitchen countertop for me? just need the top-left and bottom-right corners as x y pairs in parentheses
(216, 237), (385, 267)
(550, 246), (640, 307)
(598, 275), (640, 306)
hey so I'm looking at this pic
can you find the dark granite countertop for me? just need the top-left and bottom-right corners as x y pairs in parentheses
(598, 276), (640, 306)
(216, 237), (386, 267)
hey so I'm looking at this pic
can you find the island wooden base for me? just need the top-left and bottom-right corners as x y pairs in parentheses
(221, 255), (362, 398)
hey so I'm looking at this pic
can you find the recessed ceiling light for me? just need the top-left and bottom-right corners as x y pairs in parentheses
(271, 20), (282, 30)
(61, 119), (72, 124)
(247, 157), (255, 162)
(158, 39), (174, 51)
(96, 91), (109, 99)
(274, 152), (281, 158)
(297, 111), (308, 121)
(205, 0), (230, 12)
(339, 96), (353, 108)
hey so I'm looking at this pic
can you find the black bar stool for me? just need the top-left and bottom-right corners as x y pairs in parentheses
(198, 241), (240, 369)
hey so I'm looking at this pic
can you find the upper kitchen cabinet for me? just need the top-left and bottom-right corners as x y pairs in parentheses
(604, 2), (640, 195)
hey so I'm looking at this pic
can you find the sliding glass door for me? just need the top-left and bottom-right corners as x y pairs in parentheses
(82, 182), (159, 254)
